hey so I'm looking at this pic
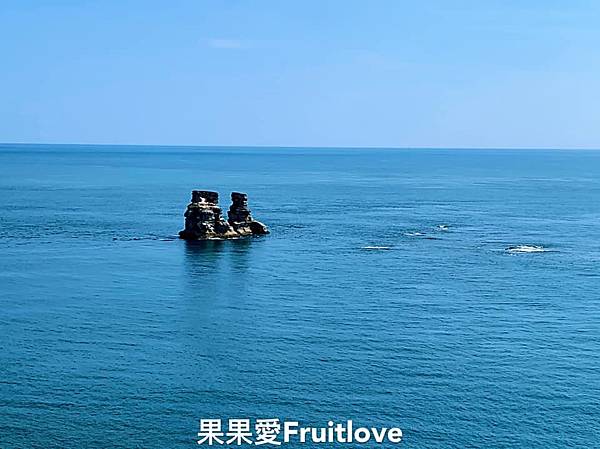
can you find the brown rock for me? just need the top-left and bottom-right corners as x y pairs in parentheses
(179, 190), (269, 240)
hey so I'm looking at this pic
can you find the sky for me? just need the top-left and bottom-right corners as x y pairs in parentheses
(1, 0), (600, 149)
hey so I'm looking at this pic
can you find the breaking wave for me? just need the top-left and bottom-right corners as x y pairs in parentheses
(506, 245), (549, 254)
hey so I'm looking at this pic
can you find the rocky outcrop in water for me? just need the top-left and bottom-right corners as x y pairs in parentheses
(178, 190), (269, 240)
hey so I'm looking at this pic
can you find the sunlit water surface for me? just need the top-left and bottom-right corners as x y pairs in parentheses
(1, 145), (599, 448)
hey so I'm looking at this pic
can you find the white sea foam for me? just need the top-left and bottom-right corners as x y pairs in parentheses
(362, 246), (392, 250)
(506, 245), (548, 254)
(405, 232), (425, 237)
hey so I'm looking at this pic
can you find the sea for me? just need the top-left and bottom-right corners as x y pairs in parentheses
(1, 144), (599, 449)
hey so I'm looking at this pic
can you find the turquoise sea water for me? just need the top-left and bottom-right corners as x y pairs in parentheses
(1, 145), (599, 448)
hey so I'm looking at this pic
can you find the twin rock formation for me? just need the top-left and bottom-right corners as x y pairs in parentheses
(179, 190), (269, 240)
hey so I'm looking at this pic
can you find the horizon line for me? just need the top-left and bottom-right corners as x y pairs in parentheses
(1, 141), (600, 152)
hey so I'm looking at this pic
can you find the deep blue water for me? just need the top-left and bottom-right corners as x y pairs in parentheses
(1, 145), (599, 449)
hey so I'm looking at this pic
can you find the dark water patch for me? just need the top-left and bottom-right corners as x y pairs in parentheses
(111, 234), (179, 242)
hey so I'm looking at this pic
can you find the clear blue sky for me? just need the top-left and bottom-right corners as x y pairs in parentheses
(2, 0), (599, 148)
